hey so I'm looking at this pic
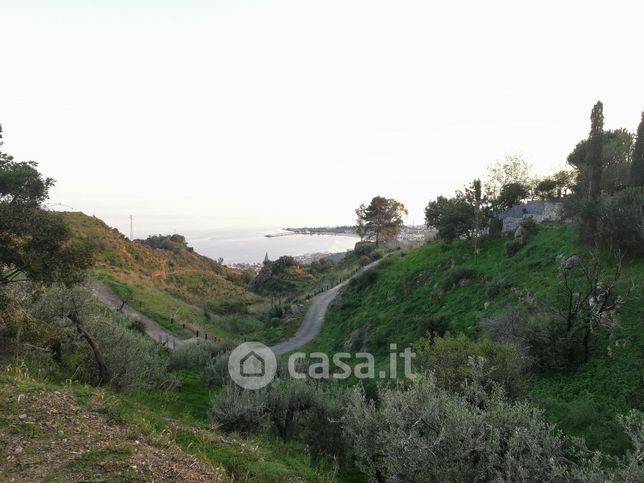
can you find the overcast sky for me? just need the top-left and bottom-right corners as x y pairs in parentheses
(2, 0), (643, 235)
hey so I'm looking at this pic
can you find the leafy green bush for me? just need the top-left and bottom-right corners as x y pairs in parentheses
(344, 374), (571, 482)
(505, 239), (522, 256)
(598, 187), (644, 256)
(437, 267), (476, 291)
(209, 384), (268, 433)
(349, 268), (379, 291)
(165, 341), (222, 371)
(203, 298), (249, 315)
(201, 352), (231, 387)
(485, 277), (510, 300)
(414, 334), (523, 398)
(353, 241), (377, 257)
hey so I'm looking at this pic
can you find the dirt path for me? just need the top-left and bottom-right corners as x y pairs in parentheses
(270, 260), (381, 355)
(88, 279), (184, 349)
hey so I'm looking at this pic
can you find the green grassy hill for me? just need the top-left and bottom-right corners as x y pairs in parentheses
(313, 222), (643, 454)
(62, 212), (260, 340)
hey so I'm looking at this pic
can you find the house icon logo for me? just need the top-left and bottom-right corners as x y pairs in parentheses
(228, 342), (276, 389)
(240, 350), (265, 377)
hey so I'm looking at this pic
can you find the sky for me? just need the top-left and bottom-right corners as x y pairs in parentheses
(2, 0), (643, 236)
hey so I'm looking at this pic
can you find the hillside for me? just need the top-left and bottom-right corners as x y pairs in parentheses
(62, 212), (258, 339)
(0, 367), (330, 482)
(63, 212), (252, 304)
(313, 222), (644, 454)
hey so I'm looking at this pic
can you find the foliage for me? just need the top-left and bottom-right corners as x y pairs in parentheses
(344, 374), (573, 482)
(201, 351), (232, 387)
(354, 203), (368, 241)
(505, 239), (523, 256)
(630, 112), (644, 187)
(598, 187), (644, 256)
(136, 233), (192, 254)
(496, 182), (530, 210)
(32, 285), (169, 390)
(425, 195), (474, 242)
(203, 298), (249, 315)
(568, 128), (634, 195)
(437, 267), (477, 292)
(485, 154), (533, 198)
(251, 256), (313, 303)
(166, 341), (222, 371)
(210, 378), (324, 441)
(485, 277), (510, 300)
(0, 151), (93, 286)
(414, 334), (523, 398)
(357, 196), (408, 246)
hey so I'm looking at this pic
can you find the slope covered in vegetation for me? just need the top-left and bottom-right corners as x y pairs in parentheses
(316, 222), (643, 454)
(61, 212), (261, 339)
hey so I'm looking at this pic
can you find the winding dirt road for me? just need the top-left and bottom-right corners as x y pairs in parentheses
(88, 279), (184, 348)
(89, 259), (381, 354)
(270, 260), (381, 355)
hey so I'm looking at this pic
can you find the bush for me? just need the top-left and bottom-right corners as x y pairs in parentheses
(414, 334), (523, 398)
(128, 318), (146, 334)
(210, 378), (324, 441)
(349, 268), (379, 291)
(505, 240), (522, 256)
(79, 315), (171, 390)
(203, 298), (249, 315)
(353, 241), (376, 257)
(598, 187), (644, 256)
(485, 277), (510, 300)
(343, 375), (571, 482)
(209, 384), (268, 433)
(166, 341), (222, 371)
(438, 267), (476, 291)
(201, 352), (231, 387)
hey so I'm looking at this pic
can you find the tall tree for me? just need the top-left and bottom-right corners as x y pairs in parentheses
(587, 101), (605, 200)
(576, 101), (604, 245)
(467, 179), (484, 253)
(630, 111), (644, 187)
(362, 196), (407, 246)
(355, 203), (368, 241)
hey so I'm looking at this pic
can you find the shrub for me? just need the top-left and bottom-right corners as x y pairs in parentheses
(505, 240), (522, 256)
(438, 267), (476, 291)
(209, 378), (324, 441)
(209, 384), (268, 433)
(485, 277), (510, 300)
(350, 268), (379, 291)
(203, 298), (249, 315)
(414, 334), (523, 398)
(201, 352), (231, 387)
(128, 318), (146, 334)
(80, 315), (171, 390)
(354, 241), (377, 257)
(166, 341), (222, 371)
(268, 305), (284, 319)
(344, 375), (572, 482)
(598, 187), (644, 256)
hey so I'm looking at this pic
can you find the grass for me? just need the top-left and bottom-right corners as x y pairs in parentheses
(308, 222), (643, 454)
(0, 365), (335, 482)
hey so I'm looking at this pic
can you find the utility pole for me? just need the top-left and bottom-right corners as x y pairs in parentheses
(130, 215), (134, 240)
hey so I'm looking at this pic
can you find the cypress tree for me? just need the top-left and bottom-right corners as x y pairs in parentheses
(629, 111), (644, 187)
(580, 101), (604, 245)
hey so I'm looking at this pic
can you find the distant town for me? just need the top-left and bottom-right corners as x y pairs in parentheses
(229, 225), (436, 273)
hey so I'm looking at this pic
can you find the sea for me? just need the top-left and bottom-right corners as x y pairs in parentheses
(183, 227), (359, 265)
